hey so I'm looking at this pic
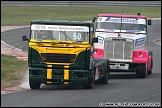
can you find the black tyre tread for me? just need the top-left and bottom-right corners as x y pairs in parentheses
(83, 77), (94, 89)
(29, 81), (41, 89)
(137, 63), (147, 78)
(147, 70), (152, 74)
(100, 75), (108, 84)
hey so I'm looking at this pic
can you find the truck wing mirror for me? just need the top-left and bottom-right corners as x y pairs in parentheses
(92, 17), (96, 22)
(92, 37), (98, 43)
(22, 35), (29, 41)
(148, 19), (151, 25)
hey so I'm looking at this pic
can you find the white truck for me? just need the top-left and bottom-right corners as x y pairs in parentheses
(92, 13), (153, 78)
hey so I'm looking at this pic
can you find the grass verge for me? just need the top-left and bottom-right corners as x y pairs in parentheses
(1, 6), (161, 26)
(1, 54), (28, 89)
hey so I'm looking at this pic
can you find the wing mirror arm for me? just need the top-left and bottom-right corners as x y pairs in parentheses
(148, 19), (151, 25)
(92, 37), (98, 43)
(22, 35), (29, 41)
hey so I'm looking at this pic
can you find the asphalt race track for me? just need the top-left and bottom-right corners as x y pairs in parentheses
(1, 20), (161, 107)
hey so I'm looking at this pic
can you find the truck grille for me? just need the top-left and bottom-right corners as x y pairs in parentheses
(104, 38), (133, 60)
(41, 53), (76, 63)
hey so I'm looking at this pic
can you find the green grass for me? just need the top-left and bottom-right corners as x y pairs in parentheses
(1, 54), (28, 89)
(1, 6), (161, 26)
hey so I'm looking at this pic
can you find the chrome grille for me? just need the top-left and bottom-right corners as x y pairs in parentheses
(104, 38), (133, 60)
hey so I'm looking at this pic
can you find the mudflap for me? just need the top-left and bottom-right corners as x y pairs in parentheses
(147, 51), (153, 74)
(93, 58), (110, 84)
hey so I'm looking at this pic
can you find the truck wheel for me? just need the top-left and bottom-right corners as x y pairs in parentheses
(108, 66), (110, 80)
(83, 77), (94, 89)
(137, 63), (147, 78)
(147, 51), (153, 74)
(29, 80), (41, 89)
(100, 68), (109, 84)
(147, 70), (152, 75)
(100, 72), (108, 84)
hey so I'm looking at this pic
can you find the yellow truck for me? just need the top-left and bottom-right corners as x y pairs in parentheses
(22, 20), (110, 89)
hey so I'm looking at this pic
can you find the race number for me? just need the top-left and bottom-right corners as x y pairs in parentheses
(73, 33), (82, 41)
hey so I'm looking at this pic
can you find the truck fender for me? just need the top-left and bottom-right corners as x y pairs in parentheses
(132, 50), (149, 63)
(92, 58), (110, 78)
(90, 62), (96, 76)
(147, 51), (153, 73)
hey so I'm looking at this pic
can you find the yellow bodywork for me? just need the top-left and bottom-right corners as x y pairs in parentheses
(29, 41), (91, 84)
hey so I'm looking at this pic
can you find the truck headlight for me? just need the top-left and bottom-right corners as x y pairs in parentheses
(138, 52), (143, 57)
(94, 49), (98, 54)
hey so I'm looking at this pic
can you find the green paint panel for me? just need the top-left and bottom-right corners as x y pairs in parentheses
(70, 49), (90, 69)
(28, 47), (46, 67)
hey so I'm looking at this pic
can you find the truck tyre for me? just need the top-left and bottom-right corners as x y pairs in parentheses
(108, 66), (110, 80)
(29, 80), (41, 89)
(147, 51), (153, 74)
(100, 67), (109, 84)
(147, 69), (152, 74)
(83, 77), (94, 89)
(137, 63), (147, 78)
(100, 72), (108, 84)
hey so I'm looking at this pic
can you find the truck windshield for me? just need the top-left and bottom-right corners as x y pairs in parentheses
(96, 17), (146, 33)
(30, 24), (90, 42)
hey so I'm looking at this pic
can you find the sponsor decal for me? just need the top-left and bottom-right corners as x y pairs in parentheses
(105, 17), (138, 23)
(105, 29), (114, 32)
(135, 37), (145, 46)
(35, 25), (46, 29)
(95, 67), (99, 80)
(31, 24), (89, 32)
(126, 30), (141, 32)
(97, 36), (104, 44)
(98, 17), (102, 21)
(46, 48), (71, 51)
(134, 45), (144, 49)
(97, 17), (146, 24)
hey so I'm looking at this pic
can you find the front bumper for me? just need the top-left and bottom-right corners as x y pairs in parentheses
(29, 67), (90, 85)
(109, 61), (141, 72)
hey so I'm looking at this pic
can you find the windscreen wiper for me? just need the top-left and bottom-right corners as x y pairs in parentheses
(61, 31), (73, 40)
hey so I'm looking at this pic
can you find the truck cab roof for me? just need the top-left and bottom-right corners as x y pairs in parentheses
(98, 14), (147, 19)
(31, 20), (92, 26)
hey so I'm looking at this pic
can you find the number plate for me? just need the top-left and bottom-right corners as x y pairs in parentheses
(110, 63), (129, 70)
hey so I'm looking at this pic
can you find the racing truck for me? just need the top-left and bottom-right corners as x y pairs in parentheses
(92, 13), (153, 78)
(22, 20), (110, 89)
